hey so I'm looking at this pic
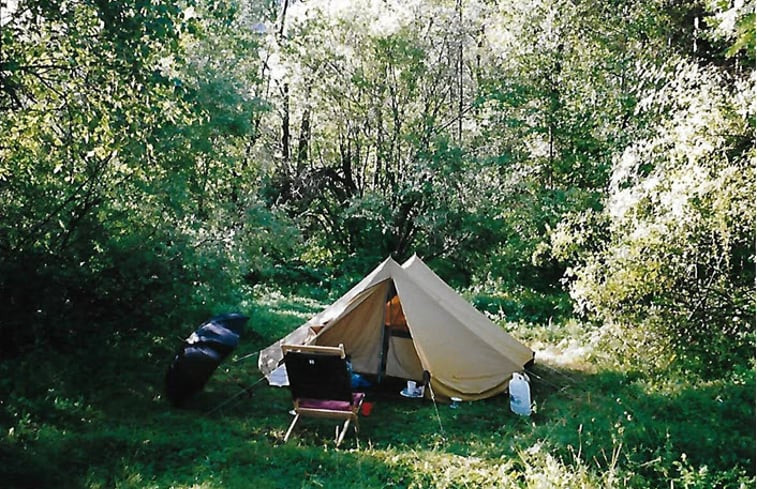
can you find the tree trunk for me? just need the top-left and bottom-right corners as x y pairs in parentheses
(457, 0), (464, 144)
(282, 83), (290, 165)
(278, 0), (289, 38)
(296, 83), (311, 174)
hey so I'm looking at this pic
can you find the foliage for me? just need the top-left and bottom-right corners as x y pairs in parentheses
(251, 0), (701, 290)
(702, 0), (756, 64)
(254, 0), (503, 276)
(552, 58), (755, 372)
(0, 0), (297, 354)
(470, 284), (572, 325)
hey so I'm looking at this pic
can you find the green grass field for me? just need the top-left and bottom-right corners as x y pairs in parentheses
(1, 291), (753, 488)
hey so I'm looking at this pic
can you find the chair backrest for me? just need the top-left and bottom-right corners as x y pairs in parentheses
(282, 344), (353, 402)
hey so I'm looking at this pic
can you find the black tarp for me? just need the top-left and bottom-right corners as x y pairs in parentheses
(165, 313), (249, 406)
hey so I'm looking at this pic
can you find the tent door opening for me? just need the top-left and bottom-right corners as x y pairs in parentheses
(380, 285), (424, 382)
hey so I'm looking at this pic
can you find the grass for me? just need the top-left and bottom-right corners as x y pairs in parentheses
(1, 290), (754, 488)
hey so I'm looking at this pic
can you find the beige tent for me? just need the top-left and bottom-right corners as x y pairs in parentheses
(259, 255), (534, 401)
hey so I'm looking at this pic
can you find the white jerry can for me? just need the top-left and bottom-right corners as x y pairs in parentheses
(509, 372), (532, 416)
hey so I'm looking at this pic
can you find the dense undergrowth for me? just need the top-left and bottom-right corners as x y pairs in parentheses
(1, 290), (753, 488)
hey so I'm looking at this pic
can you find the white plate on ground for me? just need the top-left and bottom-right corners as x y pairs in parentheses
(400, 388), (423, 398)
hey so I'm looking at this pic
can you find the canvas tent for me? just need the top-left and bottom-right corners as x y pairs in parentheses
(259, 255), (534, 401)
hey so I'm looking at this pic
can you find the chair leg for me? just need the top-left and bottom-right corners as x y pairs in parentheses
(353, 415), (360, 449)
(284, 413), (300, 443)
(335, 419), (351, 447)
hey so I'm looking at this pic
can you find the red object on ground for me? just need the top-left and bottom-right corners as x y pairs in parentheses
(361, 401), (374, 416)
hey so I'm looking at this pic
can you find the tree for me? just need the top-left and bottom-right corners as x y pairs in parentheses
(0, 0), (288, 353)
(256, 0), (497, 275)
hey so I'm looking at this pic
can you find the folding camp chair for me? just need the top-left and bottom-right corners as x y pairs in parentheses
(281, 343), (365, 447)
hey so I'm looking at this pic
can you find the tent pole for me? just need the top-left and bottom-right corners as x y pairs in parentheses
(377, 282), (394, 383)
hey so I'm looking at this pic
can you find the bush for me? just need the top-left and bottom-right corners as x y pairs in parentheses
(471, 286), (573, 325)
(552, 59), (755, 373)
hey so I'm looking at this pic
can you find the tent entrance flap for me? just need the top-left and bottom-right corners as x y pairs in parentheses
(385, 335), (424, 380)
(313, 281), (390, 375)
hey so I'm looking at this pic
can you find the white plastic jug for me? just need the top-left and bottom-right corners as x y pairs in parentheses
(509, 372), (531, 416)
